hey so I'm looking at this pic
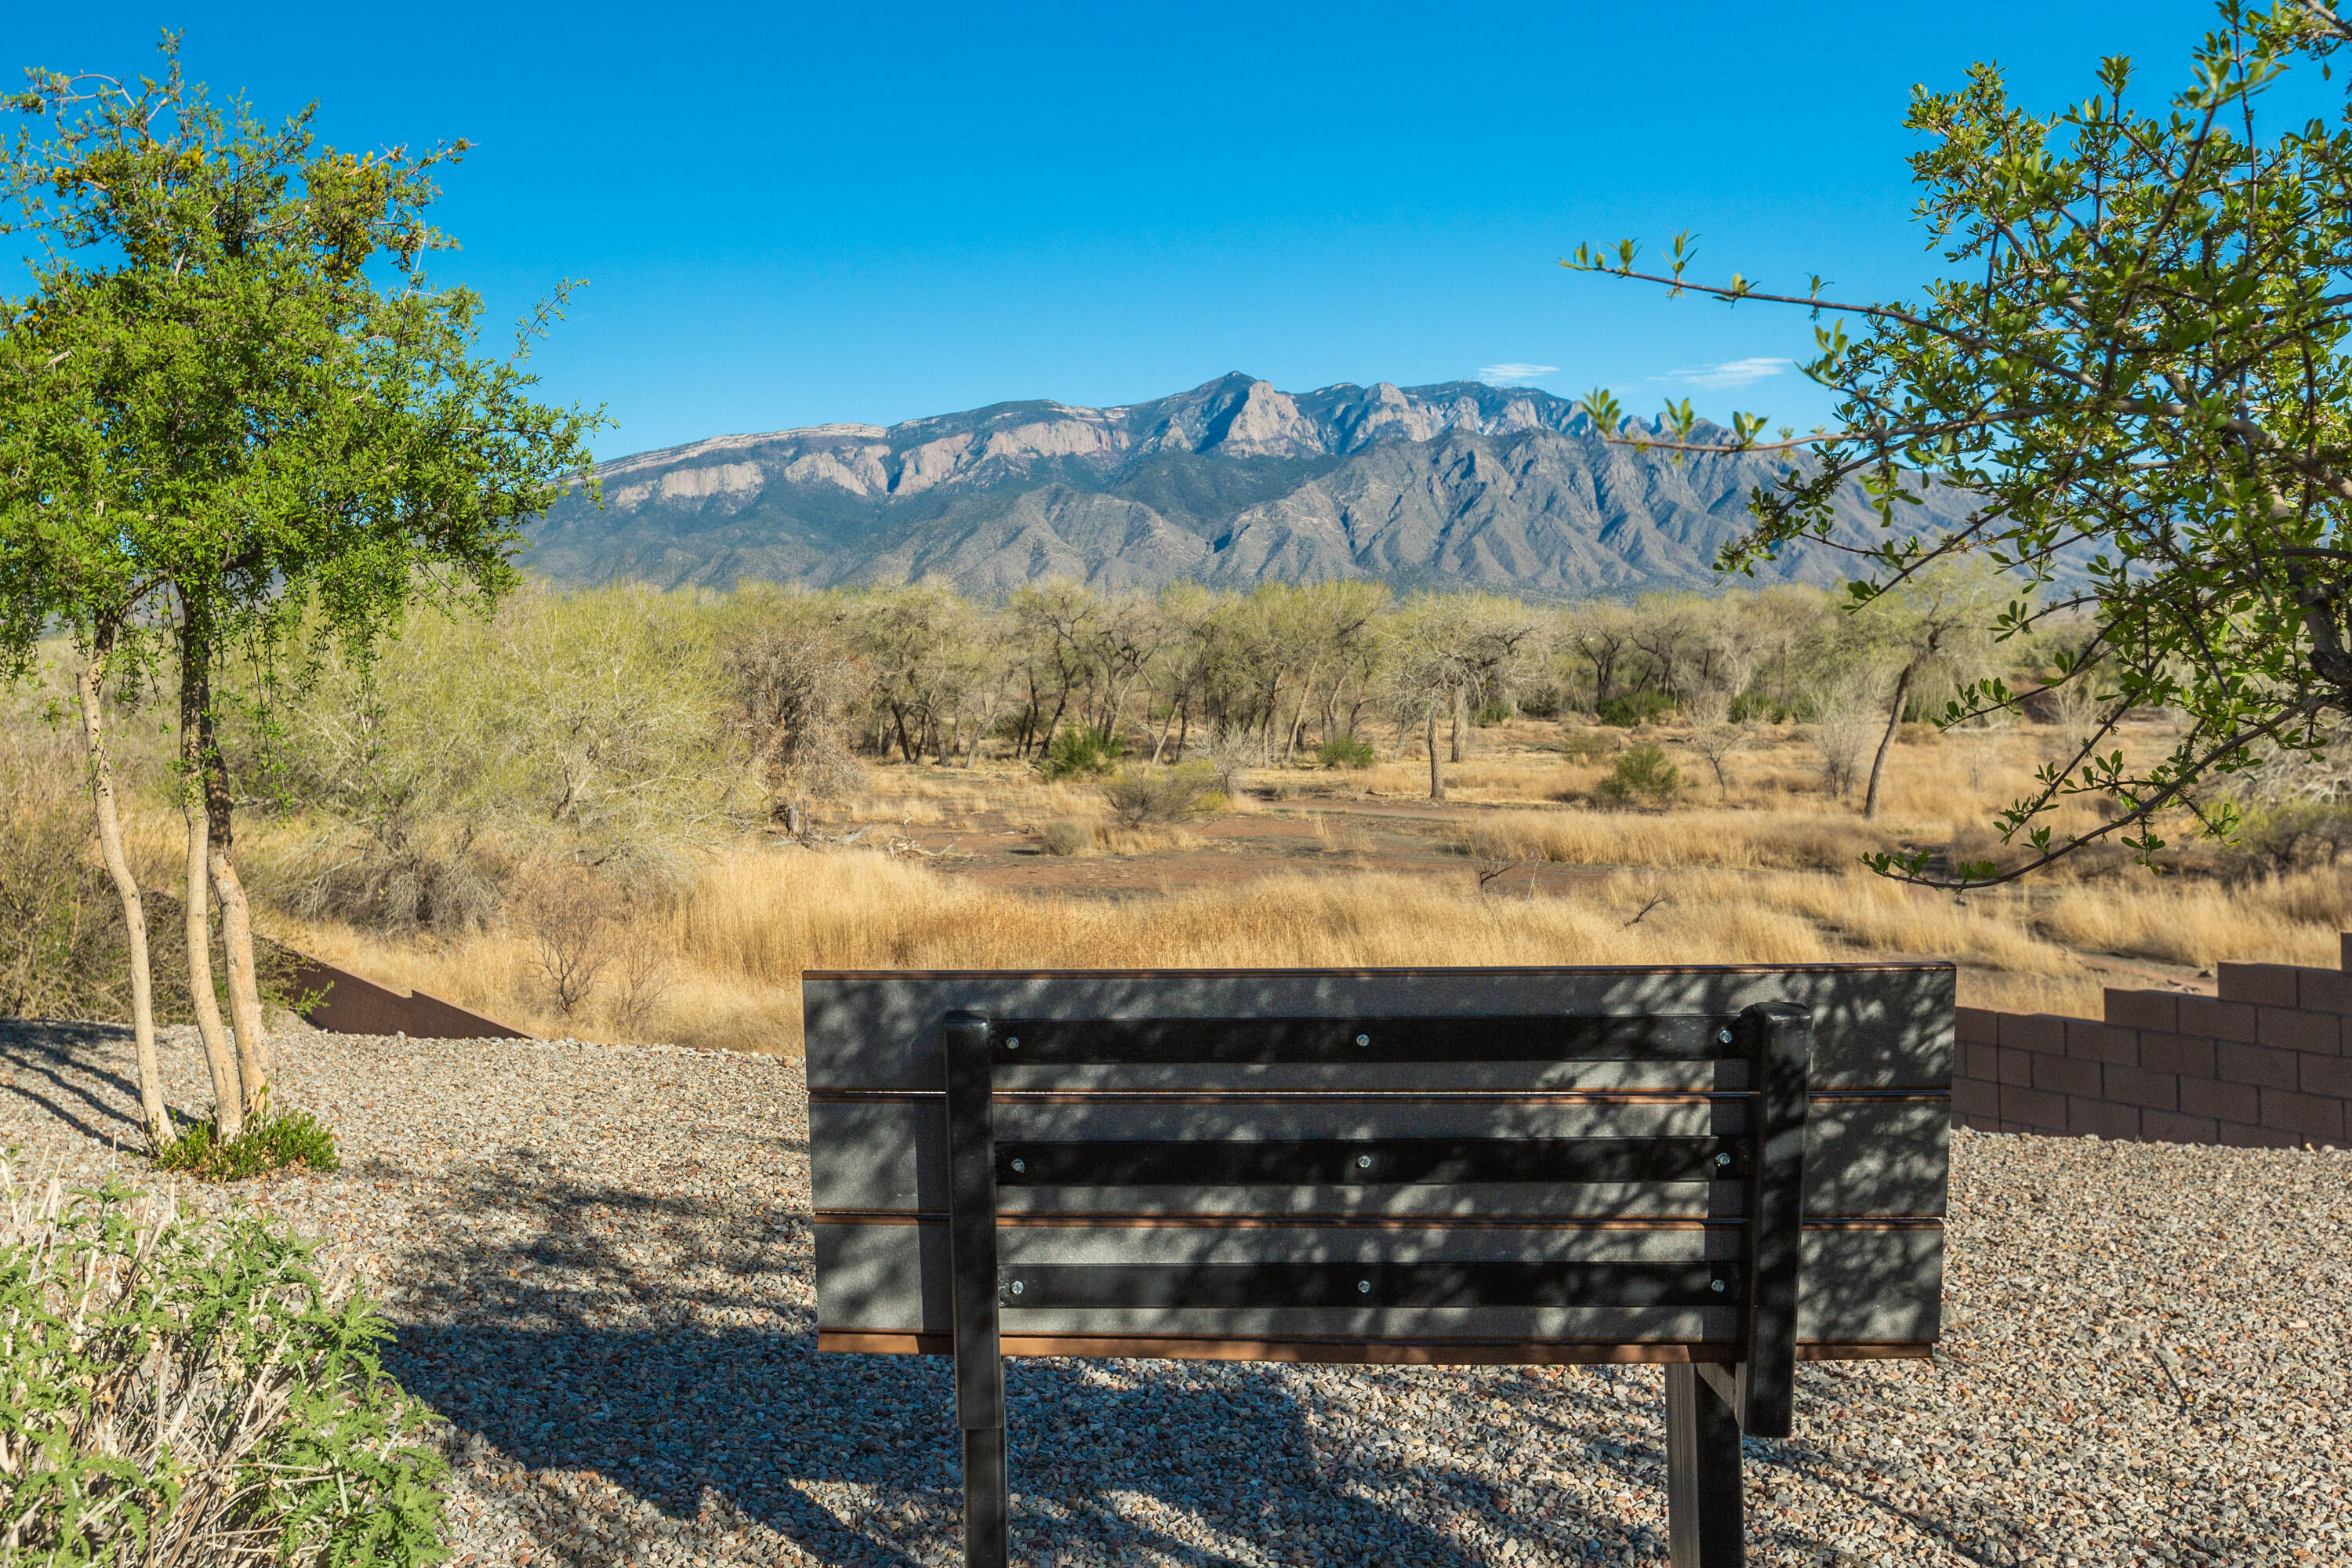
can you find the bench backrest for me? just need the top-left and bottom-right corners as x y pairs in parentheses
(804, 963), (1953, 1377)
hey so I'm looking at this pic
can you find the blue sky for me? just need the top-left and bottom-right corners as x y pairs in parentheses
(8, 2), (2288, 458)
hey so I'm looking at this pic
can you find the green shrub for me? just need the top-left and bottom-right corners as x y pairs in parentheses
(0, 1156), (448, 1565)
(1596, 742), (1682, 805)
(1472, 698), (1515, 727)
(1729, 692), (1791, 724)
(1559, 732), (1615, 764)
(1315, 735), (1376, 769)
(1102, 761), (1226, 826)
(1515, 684), (1563, 720)
(1039, 818), (1093, 856)
(1037, 725), (1123, 781)
(154, 1109), (342, 1182)
(1595, 691), (1676, 728)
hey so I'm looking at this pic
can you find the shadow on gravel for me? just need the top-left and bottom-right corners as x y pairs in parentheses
(389, 1320), (1588, 1566)
(383, 1159), (1666, 1566)
(0, 1020), (194, 1145)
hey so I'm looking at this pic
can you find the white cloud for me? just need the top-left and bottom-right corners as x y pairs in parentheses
(1476, 362), (1559, 385)
(1655, 357), (1793, 391)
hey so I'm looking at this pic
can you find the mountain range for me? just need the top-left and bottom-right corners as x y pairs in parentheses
(523, 373), (1974, 600)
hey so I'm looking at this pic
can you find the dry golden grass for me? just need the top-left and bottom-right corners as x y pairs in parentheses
(247, 713), (2349, 1055)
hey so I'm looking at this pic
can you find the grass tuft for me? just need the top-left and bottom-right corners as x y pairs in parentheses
(156, 1108), (343, 1181)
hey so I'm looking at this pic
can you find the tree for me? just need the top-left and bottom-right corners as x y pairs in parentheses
(1566, 2), (2352, 884)
(1379, 594), (1540, 800)
(2, 43), (599, 1137)
(1850, 563), (2005, 818)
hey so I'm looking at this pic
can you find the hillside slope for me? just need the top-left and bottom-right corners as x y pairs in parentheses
(525, 374), (1973, 597)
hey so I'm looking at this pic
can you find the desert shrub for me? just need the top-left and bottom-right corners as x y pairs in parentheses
(154, 1108), (343, 1181)
(1039, 818), (1093, 856)
(1595, 691), (1675, 728)
(1102, 761), (1225, 826)
(514, 861), (619, 1016)
(1316, 735), (1376, 769)
(1472, 697), (1515, 727)
(2223, 800), (2352, 877)
(1558, 732), (1615, 764)
(1729, 692), (1791, 723)
(0, 1156), (448, 1564)
(1038, 725), (1123, 781)
(245, 583), (735, 935)
(1515, 683), (1563, 720)
(1596, 742), (1682, 806)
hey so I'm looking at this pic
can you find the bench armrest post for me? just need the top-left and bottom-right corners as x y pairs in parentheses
(944, 1008), (1009, 1567)
(1739, 1000), (1812, 1439)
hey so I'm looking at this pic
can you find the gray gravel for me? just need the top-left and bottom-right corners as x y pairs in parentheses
(2, 1018), (2345, 1567)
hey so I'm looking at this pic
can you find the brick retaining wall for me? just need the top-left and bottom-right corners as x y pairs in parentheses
(1952, 936), (2352, 1149)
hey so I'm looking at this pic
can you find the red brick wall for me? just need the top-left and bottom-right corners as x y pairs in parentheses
(1951, 936), (2352, 1149)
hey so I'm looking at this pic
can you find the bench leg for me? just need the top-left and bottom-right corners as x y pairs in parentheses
(1666, 1363), (1743, 1567)
(961, 1421), (1009, 1568)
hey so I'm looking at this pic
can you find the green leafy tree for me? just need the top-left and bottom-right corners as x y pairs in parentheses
(1566, 1), (2352, 884)
(0, 41), (600, 1140)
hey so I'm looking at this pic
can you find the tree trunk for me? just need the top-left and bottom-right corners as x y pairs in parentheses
(179, 613), (243, 1139)
(1863, 662), (1915, 821)
(1425, 710), (1446, 801)
(1450, 686), (1468, 763)
(200, 696), (269, 1114)
(1282, 666), (1319, 765)
(76, 636), (172, 1151)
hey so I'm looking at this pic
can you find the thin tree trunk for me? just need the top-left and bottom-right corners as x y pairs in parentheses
(1863, 662), (1915, 821)
(1151, 695), (1181, 764)
(1282, 666), (1319, 765)
(1425, 710), (1446, 801)
(77, 635), (172, 1151)
(179, 612), (244, 1139)
(199, 695), (268, 1114)
(1450, 686), (1468, 763)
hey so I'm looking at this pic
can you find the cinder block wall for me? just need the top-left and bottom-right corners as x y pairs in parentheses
(1951, 936), (2352, 1149)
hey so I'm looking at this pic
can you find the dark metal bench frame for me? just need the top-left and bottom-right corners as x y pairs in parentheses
(938, 1000), (1815, 1568)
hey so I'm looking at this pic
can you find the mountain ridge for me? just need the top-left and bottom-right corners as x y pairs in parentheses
(524, 373), (1974, 599)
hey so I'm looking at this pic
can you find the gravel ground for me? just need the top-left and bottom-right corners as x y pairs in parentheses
(1, 1018), (2345, 1567)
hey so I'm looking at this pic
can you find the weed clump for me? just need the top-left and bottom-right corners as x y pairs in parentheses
(1596, 692), (1675, 728)
(154, 1109), (342, 1181)
(1316, 735), (1376, 769)
(0, 1156), (447, 1563)
(1596, 742), (1682, 806)
(1038, 726), (1123, 781)
(1102, 761), (1225, 826)
(1039, 818), (1094, 856)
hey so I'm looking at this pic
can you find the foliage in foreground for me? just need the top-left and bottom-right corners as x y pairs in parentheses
(1569, 4), (2352, 882)
(1597, 742), (1683, 806)
(152, 1109), (342, 1183)
(1102, 761), (1225, 826)
(0, 1157), (447, 1565)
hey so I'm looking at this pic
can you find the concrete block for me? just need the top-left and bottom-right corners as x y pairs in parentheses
(2066, 1097), (2140, 1141)
(2218, 1040), (2301, 1090)
(1998, 1013), (2067, 1054)
(1998, 1083), (2068, 1132)
(1995, 1047), (2034, 1087)
(2140, 1109), (2219, 1145)
(2103, 989), (2177, 1032)
(2031, 1053), (2101, 1097)
(1956, 1007), (2000, 1044)
(2177, 1076), (2260, 1125)
(2176, 996), (2259, 1044)
(2218, 964), (2304, 1007)
(1951, 1076), (1999, 1119)
(2256, 1007), (2340, 1054)
(2103, 1065), (2178, 1112)
(2063, 1020), (2137, 1065)
(2136, 1033), (2216, 1079)
(2299, 968), (2352, 1014)
(2218, 1121), (2299, 1150)
(2260, 1088), (2345, 1142)
(2299, 1053), (2352, 1101)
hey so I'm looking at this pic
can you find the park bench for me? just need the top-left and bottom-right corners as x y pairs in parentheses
(805, 963), (1953, 1567)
